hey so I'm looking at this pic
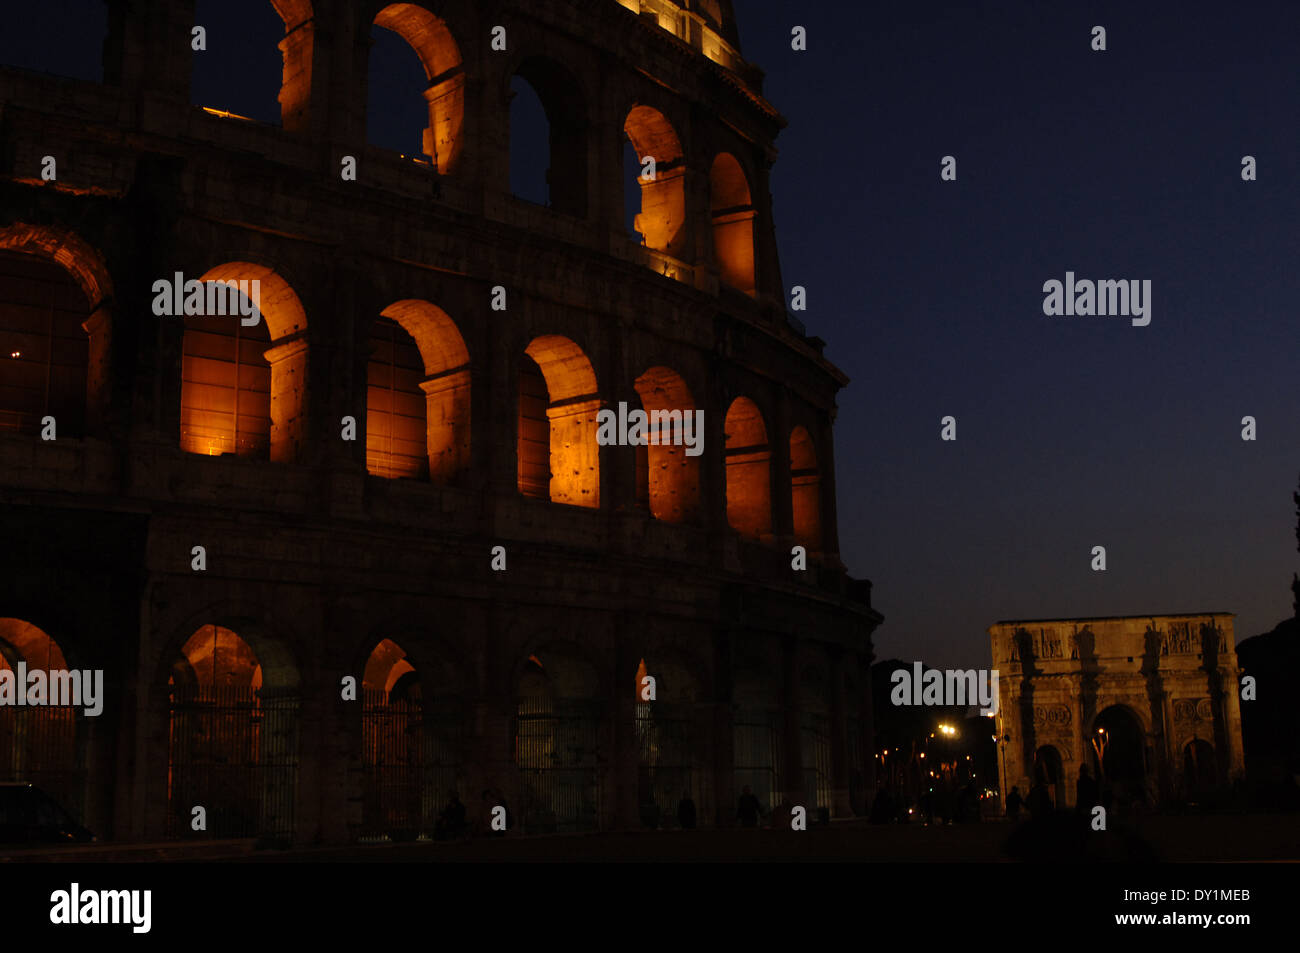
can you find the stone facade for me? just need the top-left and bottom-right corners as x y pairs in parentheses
(0, 0), (880, 844)
(989, 613), (1245, 810)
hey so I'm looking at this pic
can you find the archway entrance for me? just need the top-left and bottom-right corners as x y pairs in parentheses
(166, 625), (299, 840)
(516, 653), (604, 833)
(0, 619), (86, 820)
(634, 658), (707, 828)
(733, 668), (783, 821)
(359, 639), (460, 841)
(1183, 738), (1217, 801)
(1091, 705), (1146, 802)
(1033, 745), (1064, 809)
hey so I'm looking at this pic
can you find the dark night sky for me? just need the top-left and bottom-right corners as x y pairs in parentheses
(3, 1), (1297, 669)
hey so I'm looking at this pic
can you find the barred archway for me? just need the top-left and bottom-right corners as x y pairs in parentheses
(0, 618), (86, 822)
(358, 638), (461, 841)
(166, 624), (299, 841)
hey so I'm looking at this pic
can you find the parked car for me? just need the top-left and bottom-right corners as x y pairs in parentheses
(0, 783), (94, 846)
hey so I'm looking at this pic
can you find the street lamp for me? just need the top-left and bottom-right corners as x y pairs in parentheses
(1091, 727), (1109, 781)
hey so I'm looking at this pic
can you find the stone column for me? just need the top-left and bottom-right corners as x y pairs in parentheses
(421, 368), (472, 483)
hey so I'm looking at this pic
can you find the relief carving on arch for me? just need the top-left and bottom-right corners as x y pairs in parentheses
(1032, 705), (1072, 731)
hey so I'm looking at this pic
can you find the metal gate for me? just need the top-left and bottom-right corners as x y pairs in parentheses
(517, 696), (604, 834)
(0, 705), (85, 820)
(166, 686), (298, 840)
(359, 690), (460, 840)
(636, 702), (707, 827)
(733, 707), (783, 818)
(801, 711), (832, 814)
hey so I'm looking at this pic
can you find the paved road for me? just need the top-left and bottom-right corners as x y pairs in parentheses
(5, 814), (1298, 863)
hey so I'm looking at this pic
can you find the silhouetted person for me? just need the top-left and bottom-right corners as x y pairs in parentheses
(737, 785), (763, 828)
(1005, 786), (1024, 820)
(1026, 781), (1052, 821)
(677, 792), (697, 830)
(1076, 765), (1099, 814)
(435, 790), (467, 840)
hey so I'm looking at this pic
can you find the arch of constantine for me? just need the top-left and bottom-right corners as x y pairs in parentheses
(988, 613), (1245, 810)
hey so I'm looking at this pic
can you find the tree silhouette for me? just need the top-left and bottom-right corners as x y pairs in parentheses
(1293, 472), (1299, 617)
(1293, 471), (1299, 553)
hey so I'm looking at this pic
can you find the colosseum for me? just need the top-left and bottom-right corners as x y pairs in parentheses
(0, 0), (881, 846)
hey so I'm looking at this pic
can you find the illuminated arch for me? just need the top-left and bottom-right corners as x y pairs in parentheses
(789, 425), (822, 552)
(633, 366), (700, 523)
(518, 336), (599, 508)
(0, 225), (113, 437)
(510, 57), (588, 216)
(180, 262), (307, 462)
(372, 3), (465, 173)
(368, 301), (470, 482)
(709, 153), (756, 295)
(625, 106), (687, 257)
(724, 396), (771, 537)
(0, 618), (84, 821)
(166, 624), (300, 840)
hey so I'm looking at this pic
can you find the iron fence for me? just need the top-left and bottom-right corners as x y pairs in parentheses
(0, 704), (85, 821)
(517, 696), (604, 834)
(166, 686), (298, 840)
(733, 707), (783, 819)
(359, 689), (460, 840)
(635, 702), (708, 827)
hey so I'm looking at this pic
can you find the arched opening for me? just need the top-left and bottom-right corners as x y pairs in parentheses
(366, 317), (426, 479)
(1091, 705), (1147, 802)
(790, 425), (822, 552)
(191, 1), (305, 126)
(0, 1), (105, 81)
(179, 263), (307, 462)
(0, 250), (91, 437)
(634, 657), (707, 829)
(633, 366), (700, 523)
(733, 666), (782, 824)
(509, 58), (587, 216)
(710, 153), (756, 295)
(369, 300), (470, 483)
(623, 105), (686, 257)
(516, 652), (603, 833)
(724, 396), (771, 537)
(800, 667), (832, 817)
(1182, 738), (1217, 801)
(370, 3), (464, 172)
(1032, 744), (1064, 809)
(166, 625), (299, 840)
(518, 336), (599, 508)
(0, 619), (86, 823)
(359, 638), (460, 841)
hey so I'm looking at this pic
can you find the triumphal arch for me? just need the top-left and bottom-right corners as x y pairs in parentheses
(988, 613), (1245, 809)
